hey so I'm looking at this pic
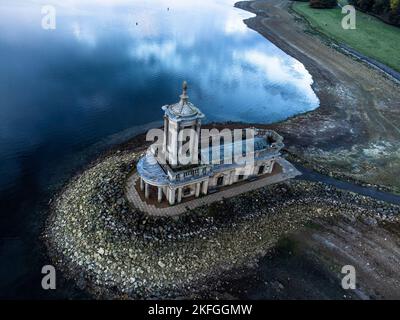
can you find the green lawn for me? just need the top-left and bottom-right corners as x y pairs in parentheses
(292, 2), (400, 72)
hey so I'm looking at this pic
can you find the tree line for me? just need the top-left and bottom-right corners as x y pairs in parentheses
(294, 0), (400, 26)
(349, 0), (400, 26)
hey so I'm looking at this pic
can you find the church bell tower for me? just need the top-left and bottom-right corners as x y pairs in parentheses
(161, 82), (204, 168)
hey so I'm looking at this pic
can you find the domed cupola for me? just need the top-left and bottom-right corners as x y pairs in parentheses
(162, 81), (204, 120)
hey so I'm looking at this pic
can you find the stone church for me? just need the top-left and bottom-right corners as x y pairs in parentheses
(137, 82), (285, 205)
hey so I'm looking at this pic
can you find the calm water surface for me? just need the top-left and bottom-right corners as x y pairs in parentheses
(0, 0), (318, 298)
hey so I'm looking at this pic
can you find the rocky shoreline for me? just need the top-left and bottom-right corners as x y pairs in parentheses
(44, 146), (400, 299)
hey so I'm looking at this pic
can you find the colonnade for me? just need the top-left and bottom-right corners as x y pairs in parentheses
(140, 178), (208, 205)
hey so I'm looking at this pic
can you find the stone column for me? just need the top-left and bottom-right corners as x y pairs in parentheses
(195, 183), (200, 197)
(169, 122), (178, 167)
(157, 187), (162, 203)
(140, 178), (144, 191)
(169, 188), (176, 205)
(202, 180), (209, 195)
(177, 187), (182, 203)
(193, 120), (201, 164)
(270, 161), (275, 173)
(229, 171), (234, 185)
(145, 183), (149, 199)
(163, 116), (168, 153)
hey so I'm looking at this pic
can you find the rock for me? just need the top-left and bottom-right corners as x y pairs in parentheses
(363, 216), (378, 226)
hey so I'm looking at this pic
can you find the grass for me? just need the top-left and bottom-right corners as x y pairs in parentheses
(292, 2), (400, 72)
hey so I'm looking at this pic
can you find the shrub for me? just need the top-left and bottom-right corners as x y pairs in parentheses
(309, 0), (338, 8)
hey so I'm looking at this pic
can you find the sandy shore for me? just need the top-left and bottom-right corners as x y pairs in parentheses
(235, 0), (400, 193)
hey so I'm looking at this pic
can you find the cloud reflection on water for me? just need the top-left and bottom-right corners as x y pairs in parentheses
(0, 0), (319, 189)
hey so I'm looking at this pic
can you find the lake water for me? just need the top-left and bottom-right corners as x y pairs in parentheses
(0, 0), (318, 298)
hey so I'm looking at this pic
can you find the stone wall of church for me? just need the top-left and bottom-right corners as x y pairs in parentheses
(208, 159), (275, 189)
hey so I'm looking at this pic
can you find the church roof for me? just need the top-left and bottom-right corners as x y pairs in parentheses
(137, 152), (169, 186)
(200, 136), (280, 166)
(162, 81), (204, 121)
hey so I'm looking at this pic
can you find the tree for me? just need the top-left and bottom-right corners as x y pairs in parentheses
(351, 0), (400, 26)
(389, 1), (400, 25)
(372, 0), (390, 14)
(390, 0), (400, 12)
(309, 0), (338, 8)
(357, 0), (375, 11)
